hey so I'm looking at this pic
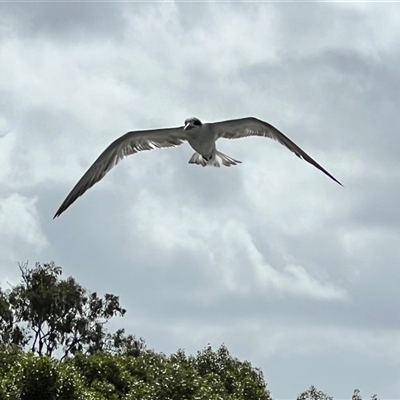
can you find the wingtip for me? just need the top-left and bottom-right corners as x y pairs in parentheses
(53, 208), (63, 219)
(334, 177), (344, 187)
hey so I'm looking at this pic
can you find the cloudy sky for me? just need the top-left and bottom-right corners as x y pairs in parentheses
(1, 1), (399, 398)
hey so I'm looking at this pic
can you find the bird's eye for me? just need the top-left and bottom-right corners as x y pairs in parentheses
(193, 120), (201, 126)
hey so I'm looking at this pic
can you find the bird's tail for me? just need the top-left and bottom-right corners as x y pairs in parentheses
(188, 151), (241, 168)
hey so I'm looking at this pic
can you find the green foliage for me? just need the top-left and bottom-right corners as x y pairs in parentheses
(190, 345), (268, 400)
(297, 385), (334, 400)
(0, 345), (272, 400)
(69, 345), (272, 400)
(0, 345), (84, 400)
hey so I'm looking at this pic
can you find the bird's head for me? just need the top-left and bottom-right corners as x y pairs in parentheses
(184, 117), (202, 130)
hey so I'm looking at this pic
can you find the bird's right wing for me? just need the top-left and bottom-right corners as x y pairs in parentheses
(214, 117), (343, 186)
(54, 126), (187, 218)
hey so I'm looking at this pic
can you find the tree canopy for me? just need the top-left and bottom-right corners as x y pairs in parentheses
(0, 261), (138, 360)
(0, 343), (272, 400)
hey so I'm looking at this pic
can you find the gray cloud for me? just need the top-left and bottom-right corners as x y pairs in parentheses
(1, 2), (127, 41)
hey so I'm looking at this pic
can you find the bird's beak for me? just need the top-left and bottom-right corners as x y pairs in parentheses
(184, 123), (190, 131)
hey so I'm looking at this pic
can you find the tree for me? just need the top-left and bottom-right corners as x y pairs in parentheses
(0, 261), (136, 359)
(297, 386), (380, 400)
(297, 386), (333, 400)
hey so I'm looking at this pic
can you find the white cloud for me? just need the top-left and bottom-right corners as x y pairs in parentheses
(0, 193), (48, 283)
(130, 192), (346, 301)
(217, 220), (347, 300)
(0, 131), (15, 183)
(0, 193), (48, 250)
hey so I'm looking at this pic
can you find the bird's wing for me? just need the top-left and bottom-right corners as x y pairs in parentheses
(213, 117), (342, 186)
(54, 126), (186, 218)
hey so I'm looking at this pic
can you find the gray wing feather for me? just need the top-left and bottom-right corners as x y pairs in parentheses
(214, 117), (342, 186)
(54, 126), (186, 218)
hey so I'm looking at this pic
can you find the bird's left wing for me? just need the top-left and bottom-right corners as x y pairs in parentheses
(54, 126), (186, 218)
(213, 117), (342, 186)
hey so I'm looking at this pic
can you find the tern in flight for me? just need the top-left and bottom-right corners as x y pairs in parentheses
(54, 117), (342, 218)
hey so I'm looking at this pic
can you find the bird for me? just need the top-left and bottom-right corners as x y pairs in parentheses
(54, 116), (342, 218)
